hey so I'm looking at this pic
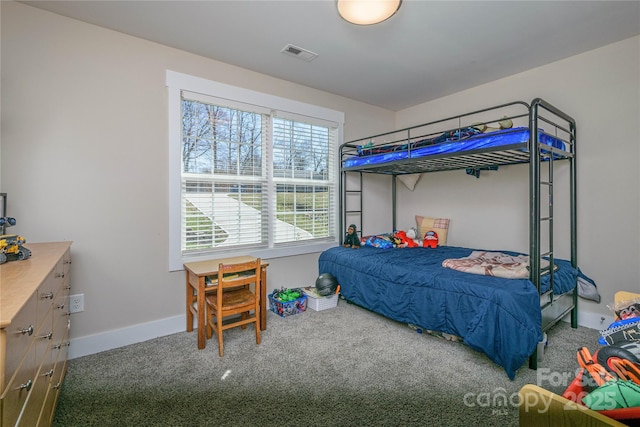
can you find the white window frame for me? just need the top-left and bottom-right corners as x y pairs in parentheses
(167, 70), (344, 271)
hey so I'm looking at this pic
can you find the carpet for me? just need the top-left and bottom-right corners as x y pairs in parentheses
(52, 299), (600, 426)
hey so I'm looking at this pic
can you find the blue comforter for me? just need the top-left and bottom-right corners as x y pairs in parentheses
(318, 245), (577, 379)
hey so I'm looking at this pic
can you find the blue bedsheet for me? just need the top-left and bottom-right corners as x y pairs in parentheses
(343, 127), (566, 169)
(318, 245), (577, 379)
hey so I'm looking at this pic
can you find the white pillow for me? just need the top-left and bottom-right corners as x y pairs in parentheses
(398, 174), (421, 191)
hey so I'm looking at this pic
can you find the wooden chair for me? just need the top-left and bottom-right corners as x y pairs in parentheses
(205, 258), (261, 356)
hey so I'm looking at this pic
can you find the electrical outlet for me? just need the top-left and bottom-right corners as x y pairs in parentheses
(69, 294), (84, 313)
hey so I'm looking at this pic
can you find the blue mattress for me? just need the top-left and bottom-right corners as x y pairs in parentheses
(343, 127), (566, 169)
(318, 245), (578, 379)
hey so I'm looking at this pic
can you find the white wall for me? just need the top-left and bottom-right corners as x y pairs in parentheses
(0, 2), (395, 357)
(391, 36), (640, 324)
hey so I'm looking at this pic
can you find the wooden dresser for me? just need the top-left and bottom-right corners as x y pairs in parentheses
(0, 242), (72, 427)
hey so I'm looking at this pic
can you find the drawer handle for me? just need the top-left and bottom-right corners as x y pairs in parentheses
(20, 325), (34, 336)
(56, 272), (65, 278)
(65, 259), (72, 265)
(53, 382), (62, 390)
(43, 369), (54, 377)
(40, 331), (53, 340)
(19, 380), (33, 391)
(57, 303), (65, 310)
(41, 292), (54, 300)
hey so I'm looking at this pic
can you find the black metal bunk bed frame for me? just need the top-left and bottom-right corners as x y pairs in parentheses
(339, 99), (577, 370)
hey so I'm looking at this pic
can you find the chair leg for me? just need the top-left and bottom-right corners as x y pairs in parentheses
(241, 312), (247, 330)
(217, 320), (224, 357)
(255, 309), (261, 345)
(205, 308), (213, 340)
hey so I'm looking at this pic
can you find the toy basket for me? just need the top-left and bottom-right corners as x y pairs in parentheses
(303, 287), (339, 311)
(269, 289), (307, 318)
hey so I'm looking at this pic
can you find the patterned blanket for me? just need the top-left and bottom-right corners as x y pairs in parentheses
(442, 251), (551, 279)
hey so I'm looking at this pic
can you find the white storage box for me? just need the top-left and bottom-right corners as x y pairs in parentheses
(303, 287), (339, 311)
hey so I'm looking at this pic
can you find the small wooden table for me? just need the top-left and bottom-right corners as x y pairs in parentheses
(184, 256), (269, 350)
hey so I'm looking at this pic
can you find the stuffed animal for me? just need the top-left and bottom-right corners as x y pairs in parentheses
(423, 230), (439, 248)
(394, 230), (418, 248)
(406, 227), (420, 246)
(343, 224), (361, 248)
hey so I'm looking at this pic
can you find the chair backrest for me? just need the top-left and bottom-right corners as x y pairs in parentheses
(217, 258), (261, 294)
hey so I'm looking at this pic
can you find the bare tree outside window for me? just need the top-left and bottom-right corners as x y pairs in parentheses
(180, 97), (335, 254)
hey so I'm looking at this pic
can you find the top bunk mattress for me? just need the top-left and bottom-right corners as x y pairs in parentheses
(343, 127), (567, 170)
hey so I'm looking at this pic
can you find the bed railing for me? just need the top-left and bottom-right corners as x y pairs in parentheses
(339, 98), (578, 372)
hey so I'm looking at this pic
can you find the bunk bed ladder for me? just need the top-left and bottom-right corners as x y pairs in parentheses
(340, 170), (363, 244)
(540, 155), (554, 297)
(529, 98), (578, 371)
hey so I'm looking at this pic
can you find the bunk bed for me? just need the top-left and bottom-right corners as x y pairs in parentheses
(318, 99), (579, 379)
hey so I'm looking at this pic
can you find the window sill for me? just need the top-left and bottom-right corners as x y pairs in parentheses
(171, 241), (338, 271)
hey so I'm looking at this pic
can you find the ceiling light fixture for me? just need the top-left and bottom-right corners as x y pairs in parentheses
(337, 0), (402, 26)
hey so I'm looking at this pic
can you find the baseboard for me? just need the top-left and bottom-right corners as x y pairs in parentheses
(67, 314), (187, 360)
(570, 308), (613, 331)
(67, 307), (613, 360)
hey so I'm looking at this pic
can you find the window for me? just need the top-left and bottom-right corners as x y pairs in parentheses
(167, 71), (344, 271)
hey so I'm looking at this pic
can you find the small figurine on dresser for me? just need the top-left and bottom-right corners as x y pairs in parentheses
(343, 224), (361, 249)
(0, 217), (31, 264)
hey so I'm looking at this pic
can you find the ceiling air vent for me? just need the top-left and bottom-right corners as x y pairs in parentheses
(281, 44), (318, 62)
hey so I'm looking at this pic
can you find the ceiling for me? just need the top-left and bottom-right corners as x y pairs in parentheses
(20, 0), (640, 111)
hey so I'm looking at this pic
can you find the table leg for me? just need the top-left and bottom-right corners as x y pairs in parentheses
(197, 277), (206, 349)
(260, 266), (267, 331)
(186, 271), (194, 333)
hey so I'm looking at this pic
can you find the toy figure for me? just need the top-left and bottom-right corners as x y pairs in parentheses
(0, 216), (31, 264)
(423, 230), (439, 248)
(343, 224), (361, 248)
(393, 230), (418, 248)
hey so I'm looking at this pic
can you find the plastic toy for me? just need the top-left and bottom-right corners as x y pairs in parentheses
(343, 224), (361, 248)
(0, 216), (31, 264)
(423, 230), (439, 248)
(271, 287), (302, 302)
(0, 217), (16, 228)
(0, 234), (31, 264)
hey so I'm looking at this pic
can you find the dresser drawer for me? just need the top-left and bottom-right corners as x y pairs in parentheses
(15, 344), (52, 427)
(1, 293), (37, 390)
(53, 285), (70, 340)
(36, 344), (64, 427)
(36, 275), (58, 327)
(61, 250), (72, 288)
(1, 345), (38, 427)
(33, 311), (53, 378)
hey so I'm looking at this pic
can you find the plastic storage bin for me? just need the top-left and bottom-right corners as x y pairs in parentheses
(303, 287), (339, 311)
